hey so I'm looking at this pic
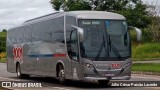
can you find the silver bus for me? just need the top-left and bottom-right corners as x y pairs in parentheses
(7, 11), (142, 85)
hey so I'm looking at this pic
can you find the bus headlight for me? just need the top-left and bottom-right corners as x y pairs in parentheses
(82, 63), (94, 69)
(122, 62), (132, 69)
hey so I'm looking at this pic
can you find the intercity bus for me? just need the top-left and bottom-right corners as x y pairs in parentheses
(7, 11), (142, 85)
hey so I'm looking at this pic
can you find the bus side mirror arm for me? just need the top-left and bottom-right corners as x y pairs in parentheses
(129, 26), (142, 41)
(71, 25), (84, 42)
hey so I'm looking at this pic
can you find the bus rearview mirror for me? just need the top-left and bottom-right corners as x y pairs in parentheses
(71, 25), (84, 42)
(129, 26), (142, 41)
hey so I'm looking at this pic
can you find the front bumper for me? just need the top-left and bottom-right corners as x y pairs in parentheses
(83, 75), (131, 81)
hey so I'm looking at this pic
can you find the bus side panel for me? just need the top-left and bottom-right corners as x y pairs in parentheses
(7, 30), (17, 73)
(7, 45), (16, 73)
(20, 25), (35, 75)
(24, 16), (67, 78)
(33, 41), (66, 77)
(65, 15), (81, 80)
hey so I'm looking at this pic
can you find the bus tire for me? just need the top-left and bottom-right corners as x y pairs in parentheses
(58, 65), (65, 84)
(16, 63), (29, 79)
(98, 80), (109, 86)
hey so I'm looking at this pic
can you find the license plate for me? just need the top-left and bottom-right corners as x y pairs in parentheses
(105, 73), (114, 76)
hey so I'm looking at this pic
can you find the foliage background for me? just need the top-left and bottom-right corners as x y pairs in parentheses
(50, 0), (160, 60)
(0, 31), (6, 53)
(51, 0), (152, 29)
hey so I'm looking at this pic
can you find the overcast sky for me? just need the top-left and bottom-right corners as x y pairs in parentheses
(0, 0), (159, 31)
(0, 0), (54, 31)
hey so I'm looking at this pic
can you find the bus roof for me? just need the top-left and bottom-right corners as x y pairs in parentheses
(23, 11), (125, 25)
(10, 11), (126, 30)
(66, 11), (126, 20)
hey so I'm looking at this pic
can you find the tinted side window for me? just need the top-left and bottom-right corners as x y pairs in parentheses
(32, 20), (53, 42)
(24, 25), (32, 42)
(68, 30), (79, 61)
(52, 16), (64, 43)
(66, 16), (77, 42)
(17, 27), (25, 43)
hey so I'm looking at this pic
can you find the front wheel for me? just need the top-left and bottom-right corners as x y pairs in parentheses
(98, 80), (109, 86)
(58, 65), (65, 84)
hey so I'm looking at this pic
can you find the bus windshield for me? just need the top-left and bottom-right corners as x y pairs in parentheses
(78, 20), (131, 61)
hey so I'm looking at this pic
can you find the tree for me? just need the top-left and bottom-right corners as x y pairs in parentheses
(50, 0), (91, 11)
(117, 2), (152, 28)
(2, 29), (7, 32)
(0, 37), (6, 52)
(51, 0), (140, 11)
(50, 0), (151, 28)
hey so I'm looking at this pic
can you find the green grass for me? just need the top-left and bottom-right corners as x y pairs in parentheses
(132, 43), (160, 61)
(0, 58), (6, 63)
(0, 32), (7, 37)
(132, 63), (160, 73)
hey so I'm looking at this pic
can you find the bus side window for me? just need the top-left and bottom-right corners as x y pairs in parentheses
(68, 30), (79, 61)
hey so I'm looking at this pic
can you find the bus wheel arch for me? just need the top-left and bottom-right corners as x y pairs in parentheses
(16, 62), (22, 78)
(16, 61), (29, 79)
(16, 62), (20, 71)
(56, 62), (65, 84)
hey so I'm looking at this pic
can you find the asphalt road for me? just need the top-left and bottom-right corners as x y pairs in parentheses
(0, 63), (160, 90)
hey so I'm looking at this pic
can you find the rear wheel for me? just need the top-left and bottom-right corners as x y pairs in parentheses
(16, 63), (29, 79)
(58, 65), (65, 84)
(98, 80), (109, 86)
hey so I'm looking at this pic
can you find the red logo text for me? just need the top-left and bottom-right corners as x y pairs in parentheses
(111, 64), (120, 69)
(13, 45), (23, 61)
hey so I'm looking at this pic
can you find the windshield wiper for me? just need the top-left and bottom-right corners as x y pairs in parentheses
(108, 36), (122, 60)
(95, 36), (108, 60)
(95, 35), (122, 61)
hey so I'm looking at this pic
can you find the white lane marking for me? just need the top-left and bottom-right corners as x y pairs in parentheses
(53, 87), (71, 90)
(0, 77), (20, 81)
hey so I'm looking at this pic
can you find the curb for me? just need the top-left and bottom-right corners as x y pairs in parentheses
(132, 71), (160, 76)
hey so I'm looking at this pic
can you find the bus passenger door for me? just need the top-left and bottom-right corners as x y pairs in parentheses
(69, 30), (81, 80)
